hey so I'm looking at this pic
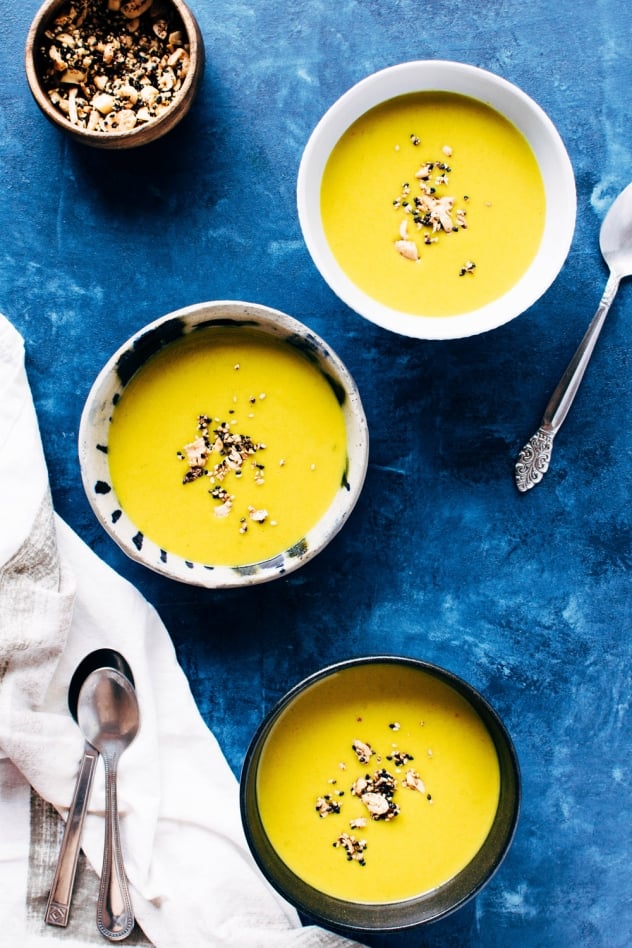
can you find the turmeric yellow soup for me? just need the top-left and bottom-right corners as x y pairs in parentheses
(320, 91), (545, 317)
(257, 663), (501, 903)
(107, 328), (348, 566)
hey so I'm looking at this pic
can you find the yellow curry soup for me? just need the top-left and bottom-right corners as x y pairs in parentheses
(320, 91), (545, 317)
(256, 663), (501, 904)
(107, 328), (348, 566)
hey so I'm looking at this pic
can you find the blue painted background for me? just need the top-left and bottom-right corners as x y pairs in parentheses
(2, 1), (631, 945)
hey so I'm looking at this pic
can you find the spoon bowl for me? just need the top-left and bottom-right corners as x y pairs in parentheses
(515, 182), (632, 491)
(599, 182), (632, 275)
(68, 650), (135, 722)
(78, 667), (140, 941)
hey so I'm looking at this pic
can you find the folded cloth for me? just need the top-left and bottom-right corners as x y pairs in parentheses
(0, 314), (364, 948)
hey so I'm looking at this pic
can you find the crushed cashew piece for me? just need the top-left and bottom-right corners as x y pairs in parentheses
(395, 239), (419, 262)
(248, 506), (269, 523)
(352, 739), (374, 764)
(333, 833), (367, 864)
(402, 768), (426, 793)
(315, 795), (341, 818)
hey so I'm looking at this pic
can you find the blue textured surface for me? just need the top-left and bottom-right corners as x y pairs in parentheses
(2, 2), (631, 945)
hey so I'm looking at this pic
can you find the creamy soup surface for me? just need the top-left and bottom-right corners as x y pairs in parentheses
(320, 91), (545, 317)
(257, 663), (501, 903)
(107, 328), (348, 566)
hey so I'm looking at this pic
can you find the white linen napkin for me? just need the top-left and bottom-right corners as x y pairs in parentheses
(0, 313), (363, 948)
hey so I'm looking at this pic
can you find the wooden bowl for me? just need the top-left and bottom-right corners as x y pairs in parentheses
(25, 0), (204, 149)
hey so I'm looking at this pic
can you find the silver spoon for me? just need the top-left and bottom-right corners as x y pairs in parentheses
(78, 667), (140, 941)
(515, 182), (632, 491)
(45, 650), (134, 928)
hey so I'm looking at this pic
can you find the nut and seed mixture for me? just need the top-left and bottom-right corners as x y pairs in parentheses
(37, 0), (191, 132)
(314, 721), (432, 868)
(177, 413), (273, 531)
(393, 134), (476, 277)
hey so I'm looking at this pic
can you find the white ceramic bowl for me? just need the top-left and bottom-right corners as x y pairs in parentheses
(297, 60), (576, 340)
(78, 301), (369, 588)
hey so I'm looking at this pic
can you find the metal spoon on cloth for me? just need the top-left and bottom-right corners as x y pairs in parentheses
(45, 650), (134, 929)
(515, 182), (632, 492)
(78, 667), (140, 941)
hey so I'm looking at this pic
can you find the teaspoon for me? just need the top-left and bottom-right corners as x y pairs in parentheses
(78, 667), (140, 941)
(515, 182), (632, 491)
(45, 650), (134, 929)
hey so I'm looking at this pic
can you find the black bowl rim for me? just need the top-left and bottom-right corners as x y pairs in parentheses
(240, 654), (521, 933)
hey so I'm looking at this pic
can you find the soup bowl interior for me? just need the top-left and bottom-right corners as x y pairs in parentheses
(240, 655), (520, 933)
(297, 59), (576, 340)
(78, 301), (368, 588)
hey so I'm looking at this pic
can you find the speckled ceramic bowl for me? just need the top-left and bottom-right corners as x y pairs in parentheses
(78, 301), (368, 588)
(297, 60), (576, 340)
(25, 0), (204, 149)
(240, 655), (520, 933)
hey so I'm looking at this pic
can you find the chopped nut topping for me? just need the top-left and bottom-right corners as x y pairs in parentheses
(333, 832), (367, 865)
(181, 436), (210, 482)
(352, 768), (400, 821)
(314, 721), (432, 870)
(402, 768), (426, 793)
(415, 162), (434, 181)
(394, 239), (419, 261)
(248, 506), (269, 523)
(37, 0), (190, 133)
(392, 138), (474, 269)
(361, 791), (394, 819)
(315, 795), (341, 818)
(386, 750), (414, 767)
(350, 774), (369, 797)
(351, 739), (374, 764)
(178, 413), (276, 530)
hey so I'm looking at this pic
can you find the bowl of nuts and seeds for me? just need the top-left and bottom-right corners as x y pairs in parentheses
(25, 0), (204, 148)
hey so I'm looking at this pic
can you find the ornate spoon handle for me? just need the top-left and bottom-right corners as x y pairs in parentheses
(515, 272), (620, 492)
(45, 743), (98, 927)
(97, 759), (135, 941)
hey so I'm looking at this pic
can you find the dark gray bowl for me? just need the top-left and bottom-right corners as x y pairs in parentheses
(240, 655), (520, 933)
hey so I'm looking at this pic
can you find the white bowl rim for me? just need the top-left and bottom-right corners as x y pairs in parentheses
(78, 300), (369, 588)
(297, 59), (577, 340)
